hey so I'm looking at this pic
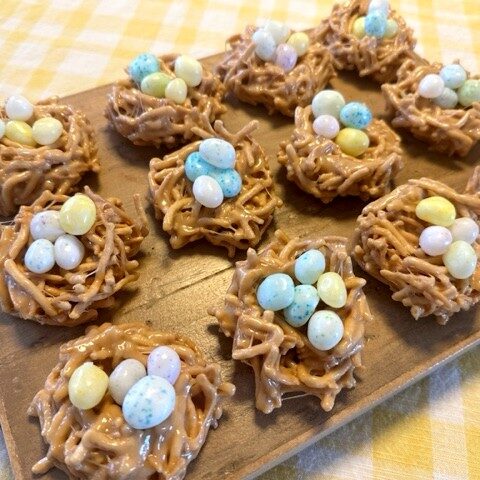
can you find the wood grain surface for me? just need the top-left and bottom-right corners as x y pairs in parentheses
(0, 53), (479, 480)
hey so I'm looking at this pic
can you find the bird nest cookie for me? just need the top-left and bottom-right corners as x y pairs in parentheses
(0, 187), (148, 326)
(105, 53), (226, 148)
(148, 120), (281, 257)
(29, 322), (235, 480)
(210, 230), (371, 414)
(0, 96), (98, 216)
(317, 0), (416, 83)
(382, 59), (480, 157)
(353, 169), (480, 324)
(215, 22), (335, 116)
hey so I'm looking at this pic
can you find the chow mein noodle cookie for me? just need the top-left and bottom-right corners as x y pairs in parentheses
(210, 230), (371, 414)
(0, 187), (148, 326)
(29, 322), (235, 479)
(0, 95), (98, 216)
(106, 53), (226, 148)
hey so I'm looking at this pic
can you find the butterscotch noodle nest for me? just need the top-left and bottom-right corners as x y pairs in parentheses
(353, 169), (480, 324)
(105, 54), (226, 148)
(278, 106), (403, 202)
(0, 97), (98, 217)
(383, 59), (480, 157)
(29, 322), (235, 479)
(317, 0), (416, 83)
(210, 230), (371, 414)
(215, 27), (335, 116)
(148, 120), (281, 257)
(0, 187), (148, 326)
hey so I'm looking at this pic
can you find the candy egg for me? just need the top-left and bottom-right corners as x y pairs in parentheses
(263, 20), (290, 44)
(368, 0), (390, 15)
(109, 359), (146, 405)
(252, 29), (276, 62)
(122, 375), (176, 429)
(384, 19), (398, 38)
(415, 196), (456, 227)
(199, 138), (236, 169)
(192, 175), (224, 208)
(0, 119), (5, 139)
(147, 346), (181, 385)
(275, 44), (298, 72)
(313, 114), (340, 139)
(5, 95), (34, 121)
(257, 273), (295, 311)
(418, 74), (445, 99)
(287, 32), (310, 56)
(24, 239), (55, 274)
(165, 78), (188, 104)
(59, 194), (97, 235)
(419, 226), (452, 256)
(30, 210), (64, 242)
(433, 88), (458, 109)
(174, 55), (203, 87)
(184, 151), (214, 181)
(128, 53), (159, 84)
(443, 240), (477, 279)
(317, 271), (347, 309)
(211, 168), (242, 198)
(140, 72), (172, 98)
(449, 217), (479, 244)
(457, 79), (480, 107)
(339, 102), (372, 129)
(439, 64), (467, 90)
(68, 362), (109, 410)
(307, 310), (344, 351)
(335, 128), (370, 157)
(283, 285), (319, 327)
(5, 121), (36, 147)
(32, 117), (63, 145)
(54, 234), (85, 270)
(294, 249), (326, 284)
(365, 11), (387, 38)
(352, 17), (366, 39)
(311, 90), (345, 119)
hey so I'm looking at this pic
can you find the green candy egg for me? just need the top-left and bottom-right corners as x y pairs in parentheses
(140, 72), (172, 98)
(458, 79), (480, 107)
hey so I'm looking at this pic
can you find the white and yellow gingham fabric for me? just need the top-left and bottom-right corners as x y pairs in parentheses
(0, 1), (479, 479)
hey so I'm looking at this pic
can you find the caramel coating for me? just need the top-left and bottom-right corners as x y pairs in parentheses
(0, 97), (99, 216)
(105, 54), (226, 148)
(383, 59), (480, 157)
(148, 120), (281, 257)
(353, 168), (480, 324)
(215, 27), (335, 116)
(317, 0), (416, 83)
(210, 230), (371, 414)
(0, 187), (148, 326)
(29, 322), (235, 479)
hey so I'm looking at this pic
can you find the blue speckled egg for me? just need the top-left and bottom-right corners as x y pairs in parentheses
(365, 11), (387, 38)
(439, 64), (467, 90)
(257, 273), (295, 311)
(283, 285), (319, 327)
(128, 53), (159, 84)
(199, 138), (236, 169)
(294, 250), (326, 284)
(211, 168), (242, 198)
(340, 102), (373, 129)
(122, 375), (175, 429)
(185, 152), (214, 182)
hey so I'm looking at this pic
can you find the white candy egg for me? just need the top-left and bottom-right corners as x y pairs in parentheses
(32, 117), (63, 145)
(0, 119), (5, 139)
(30, 210), (64, 242)
(449, 217), (479, 244)
(368, 0), (390, 15)
(147, 346), (181, 385)
(263, 20), (290, 44)
(252, 29), (276, 61)
(419, 226), (452, 256)
(418, 74), (445, 99)
(313, 114), (340, 139)
(165, 78), (188, 104)
(174, 55), (203, 87)
(443, 240), (477, 279)
(54, 234), (85, 270)
(24, 239), (55, 274)
(192, 175), (224, 208)
(109, 359), (146, 405)
(5, 95), (34, 121)
(199, 138), (236, 169)
(307, 310), (344, 351)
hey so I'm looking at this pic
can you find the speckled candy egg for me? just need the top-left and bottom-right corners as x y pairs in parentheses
(109, 359), (146, 405)
(352, 17), (366, 39)
(32, 117), (63, 145)
(294, 249), (326, 284)
(275, 44), (298, 72)
(59, 194), (97, 235)
(252, 29), (276, 62)
(211, 168), (242, 198)
(368, 0), (390, 15)
(122, 375), (176, 429)
(24, 239), (55, 274)
(449, 217), (479, 244)
(419, 226), (452, 256)
(192, 175), (224, 208)
(184, 152), (214, 182)
(174, 55), (203, 87)
(443, 240), (477, 279)
(5, 95), (34, 121)
(365, 10), (387, 38)
(199, 138), (236, 169)
(313, 114), (340, 139)
(30, 210), (64, 242)
(287, 32), (310, 57)
(457, 79), (480, 107)
(257, 273), (295, 311)
(415, 196), (456, 227)
(433, 88), (458, 109)
(5, 120), (36, 147)
(54, 234), (85, 270)
(283, 285), (319, 327)
(439, 64), (467, 90)
(317, 271), (347, 309)
(311, 90), (345, 119)
(128, 53), (159, 84)
(263, 20), (290, 44)
(68, 362), (109, 410)
(307, 310), (344, 351)
(418, 74), (445, 99)
(147, 346), (181, 385)
(339, 102), (372, 129)
(335, 128), (370, 157)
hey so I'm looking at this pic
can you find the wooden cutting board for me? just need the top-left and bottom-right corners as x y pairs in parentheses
(0, 52), (479, 480)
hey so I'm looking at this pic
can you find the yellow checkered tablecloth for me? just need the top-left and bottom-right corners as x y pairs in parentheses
(0, 0), (479, 479)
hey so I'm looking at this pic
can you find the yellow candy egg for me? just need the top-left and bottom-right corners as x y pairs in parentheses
(68, 362), (109, 410)
(165, 78), (188, 104)
(335, 128), (370, 157)
(140, 72), (172, 98)
(384, 19), (398, 38)
(415, 196), (456, 227)
(443, 240), (477, 279)
(59, 193), (97, 235)
(317, 271), (347, 309)
(32, 117), (63, 145)
(174, 55), (203, 87)
(352, 17), (366, 39)
(5, 120), (36, 147)
(287, 32), (310, 57)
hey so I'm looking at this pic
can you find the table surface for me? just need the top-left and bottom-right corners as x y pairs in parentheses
(0, 0), (479, 479)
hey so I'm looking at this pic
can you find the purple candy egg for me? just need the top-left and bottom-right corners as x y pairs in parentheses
(147, 346), (181, 385)
(275, 44), (298, 72)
